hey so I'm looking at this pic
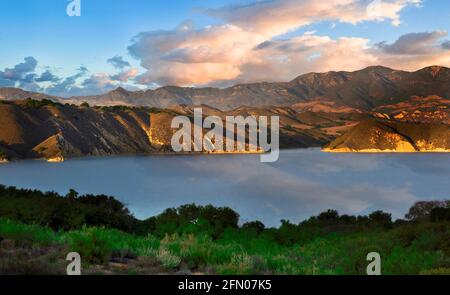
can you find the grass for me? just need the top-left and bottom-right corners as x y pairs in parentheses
(1, 187), (448, 275)
(1, 218), (449, 275)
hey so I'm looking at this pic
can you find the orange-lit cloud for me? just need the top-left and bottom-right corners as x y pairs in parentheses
(127, 0), (450, 87)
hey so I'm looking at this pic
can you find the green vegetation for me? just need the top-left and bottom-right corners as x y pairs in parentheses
(23, 98), (62, 108)
(94, 105), (149, 113)
(1, 185), (449, 275)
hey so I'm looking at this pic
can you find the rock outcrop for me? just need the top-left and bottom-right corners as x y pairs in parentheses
(0, 100), (337, 161)
(323, 118), (450, 152)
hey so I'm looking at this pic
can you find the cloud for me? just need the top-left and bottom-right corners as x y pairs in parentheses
(128, 0), (423, 87)
(111, 68), (139, 82)
(206, 0), (421, 35)
(107, 56), (131, 69)
(0, 75), (15, 87)
(79, 73), (118, 94)
(237, 34), (378, 84)
(45, 66), (89, 96)
(129, 24), (260, 86)
(0, 57), (139, 97)
(127, 151), (417, 225)
(0, 57), (63, 92)
(0, 57), (39, 88)
(442, 41), (450, 50)
(1, 57), (38, 81)
(373, 31), (450, 70)
(4, 0), (447, 95)
(35, 70), (61, 83)
(376, 31), (447, 55)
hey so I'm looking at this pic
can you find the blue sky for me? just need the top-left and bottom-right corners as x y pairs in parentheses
(0, 0), (225, 75)
(0, 0), (449, 96)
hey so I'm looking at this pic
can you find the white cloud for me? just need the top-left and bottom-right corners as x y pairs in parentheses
(0, 56), (141, 97)
(206, 0), (422, 35)
(128, 0), (426, 87)
(5, 0), (447, 94)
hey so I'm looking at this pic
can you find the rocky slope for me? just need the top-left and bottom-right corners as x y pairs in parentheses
(0, 99), (344, 161)
(323, 118), (450, 152)
(372, 95), (450, 124)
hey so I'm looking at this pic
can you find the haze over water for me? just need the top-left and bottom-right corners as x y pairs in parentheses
(1, 149), (449, 226)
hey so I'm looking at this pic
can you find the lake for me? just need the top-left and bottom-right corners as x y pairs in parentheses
(1, 149), (449, 226)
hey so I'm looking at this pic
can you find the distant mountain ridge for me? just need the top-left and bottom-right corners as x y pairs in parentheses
(0, 87), (57, 101)
(1, 65), (450, 110)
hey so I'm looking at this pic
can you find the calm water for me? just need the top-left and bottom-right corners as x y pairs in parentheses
(1, 149), (450, 226)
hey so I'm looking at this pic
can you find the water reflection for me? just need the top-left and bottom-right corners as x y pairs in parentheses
(1, 149), (449, 226)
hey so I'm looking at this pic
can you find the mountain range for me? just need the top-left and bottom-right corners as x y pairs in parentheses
(2, 65), (450, 160)
(1, 65), (450, 111)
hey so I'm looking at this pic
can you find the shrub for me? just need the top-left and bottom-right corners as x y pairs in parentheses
(406, 201), (450, 221)
(156, 248), (181, 269)
(0, 185), (449, 275)
(430, 208), (450, 222)
(65, 228), (113, 265)
(369, 211), (393, 228)
(24, 98), (60, 108)
(242, 221), (265, 234)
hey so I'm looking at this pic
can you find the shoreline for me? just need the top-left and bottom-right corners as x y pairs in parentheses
(4, 146), (450, 164)
(322, 147), (450, 153)
(0, 149), (268, 164)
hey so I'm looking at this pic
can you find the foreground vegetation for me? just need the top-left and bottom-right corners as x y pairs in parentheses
(0, 185), (449, 275)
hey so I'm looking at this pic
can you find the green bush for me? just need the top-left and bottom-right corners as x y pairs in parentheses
(64, 227), (114, 265)
(0, 185), (449, 275)
(23, 98), (61, 108)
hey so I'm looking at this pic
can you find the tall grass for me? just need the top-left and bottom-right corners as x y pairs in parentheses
(0, 218), (448, 275)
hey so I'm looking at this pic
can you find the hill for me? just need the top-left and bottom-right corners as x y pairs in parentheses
(0, 99), (349, 161)
(323, 118), (450, 152)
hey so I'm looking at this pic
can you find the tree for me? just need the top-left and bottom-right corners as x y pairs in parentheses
(369, 211), (392, 227)
(66, 189), (79, 200)
(405, 201), (450, 221)
(317, 209), (339, 223)
(242, 221), (266, 234)
(430, 207), (450, 222)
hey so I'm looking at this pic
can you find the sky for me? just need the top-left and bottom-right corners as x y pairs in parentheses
(0, 0), (450, 97)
